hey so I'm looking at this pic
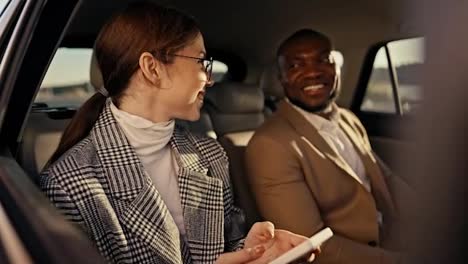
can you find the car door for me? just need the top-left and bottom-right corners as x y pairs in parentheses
(0, 0), (104, 263)
(351, 37), (424, 178)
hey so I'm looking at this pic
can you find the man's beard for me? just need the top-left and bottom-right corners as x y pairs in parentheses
(287, 79), (340, 113)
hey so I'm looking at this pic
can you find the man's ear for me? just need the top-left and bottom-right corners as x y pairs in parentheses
(138, 52), (166, 87)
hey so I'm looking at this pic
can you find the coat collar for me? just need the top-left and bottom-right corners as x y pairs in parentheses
(277, 100), (365, 185)
(90, 101), (224, 262)
(91, 101), (212, 194)
(91, 101), (182, 263)
(170, 128), (210, 175)
(277, 100), (395, 215)
(170, 129), (227, 261)
(338, 115), (396, 216)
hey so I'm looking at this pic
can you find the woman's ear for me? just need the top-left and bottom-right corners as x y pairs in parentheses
(138, 52), (167, 87)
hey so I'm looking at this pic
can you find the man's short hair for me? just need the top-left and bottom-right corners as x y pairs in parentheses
(277, 29), (331, 58)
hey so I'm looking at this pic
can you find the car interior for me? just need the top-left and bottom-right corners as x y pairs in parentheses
(1, 0), (451, 263)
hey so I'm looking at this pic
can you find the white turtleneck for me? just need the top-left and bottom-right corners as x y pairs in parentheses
(110, 102), (186, 235)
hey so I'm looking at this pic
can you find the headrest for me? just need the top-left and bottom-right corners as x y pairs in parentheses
(205, 82), (264, 114)
(259, 63), (285, 99)
(90, 50), (104, 89)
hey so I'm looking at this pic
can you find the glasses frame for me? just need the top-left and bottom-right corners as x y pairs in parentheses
(157, 52), (214, 81)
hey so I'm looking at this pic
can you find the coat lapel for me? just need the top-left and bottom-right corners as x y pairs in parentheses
(91, 101), (183, 264)
(338, 114), (396, 217)
(170, 128), (225, 262)
(277, 101), (365, 186)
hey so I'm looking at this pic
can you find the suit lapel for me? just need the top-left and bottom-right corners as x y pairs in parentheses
(91, 101), (182, 264)
(170, 128), (225, 262)
(338, 112), (396, 216)
(277, 101), (365, 186)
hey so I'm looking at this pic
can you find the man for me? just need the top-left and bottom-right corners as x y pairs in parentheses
(245, 29), (410, 263)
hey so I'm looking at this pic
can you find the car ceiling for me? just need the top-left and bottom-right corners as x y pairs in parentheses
(67, 0), (412, 64)
(65, 0), (418, 106)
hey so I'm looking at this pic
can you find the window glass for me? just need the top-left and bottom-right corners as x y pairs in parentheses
(361, 37), (424, 114)
(361, 48), (396, 113)
(388, 38), (424, 113)
(36, 48), (93, 108)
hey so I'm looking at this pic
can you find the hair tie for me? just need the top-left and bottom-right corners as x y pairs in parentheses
(97, 86), (109, 97)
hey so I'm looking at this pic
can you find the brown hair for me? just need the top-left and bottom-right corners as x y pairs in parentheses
(48, 1), (200, 164)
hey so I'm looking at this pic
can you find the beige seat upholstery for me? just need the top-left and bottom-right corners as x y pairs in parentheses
(18, 110), (74, 180)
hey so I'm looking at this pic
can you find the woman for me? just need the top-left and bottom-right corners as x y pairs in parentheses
(40, 2), (314, 263)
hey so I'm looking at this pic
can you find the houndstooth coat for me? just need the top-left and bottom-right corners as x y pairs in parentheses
(40, 102), (245, 263)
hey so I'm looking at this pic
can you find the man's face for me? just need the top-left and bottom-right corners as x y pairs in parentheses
(278, 37), (339, 112)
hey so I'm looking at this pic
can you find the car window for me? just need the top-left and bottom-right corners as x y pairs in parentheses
(35, 48), (229, 108)
(36, 48), (93, 108)
(361, 37), (424, 114)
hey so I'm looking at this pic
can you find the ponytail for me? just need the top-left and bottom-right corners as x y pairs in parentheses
(48, 93), (107, 165)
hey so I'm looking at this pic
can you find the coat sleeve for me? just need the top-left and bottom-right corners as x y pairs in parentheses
(245, 135), (400, 264)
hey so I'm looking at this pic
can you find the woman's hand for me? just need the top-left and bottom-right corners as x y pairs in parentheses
(251, 229), (318, 264)
(216, 222), (273, 264)
(215, 245), (266, 264)
(244, 222), (275, 249)
(216, 221), (318, 264)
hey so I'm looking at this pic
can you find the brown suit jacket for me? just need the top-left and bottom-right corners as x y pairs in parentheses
(246, 101), (408, 264)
